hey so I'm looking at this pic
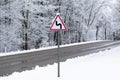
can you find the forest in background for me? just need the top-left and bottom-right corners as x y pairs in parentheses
(0, 0), (120, 53)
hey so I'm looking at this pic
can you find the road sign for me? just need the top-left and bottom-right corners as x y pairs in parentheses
(50, 14), (67, 31)
(50, 13), (67, 77)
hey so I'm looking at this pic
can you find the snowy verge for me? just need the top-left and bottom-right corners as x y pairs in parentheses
(0, 40), (105, 57)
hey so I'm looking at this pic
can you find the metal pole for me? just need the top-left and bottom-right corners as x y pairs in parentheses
(57, 31), (60, 77)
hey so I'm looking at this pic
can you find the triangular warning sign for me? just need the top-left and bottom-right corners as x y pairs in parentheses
(50, 14), (67, 31)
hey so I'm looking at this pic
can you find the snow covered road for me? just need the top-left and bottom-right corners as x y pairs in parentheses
(0, 41), (120, 80)
(0, 40), (120, 77)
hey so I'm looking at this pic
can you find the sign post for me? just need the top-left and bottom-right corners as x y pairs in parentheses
(57, 31), (60, 77)
(50, 13), (67, 77)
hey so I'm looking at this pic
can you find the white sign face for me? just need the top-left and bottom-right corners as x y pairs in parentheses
(50, 14), (67, 31)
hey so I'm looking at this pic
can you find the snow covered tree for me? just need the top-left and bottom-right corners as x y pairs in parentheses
(0, 0), (22, 52)
(112, 0), (120, 40)
(24, 0), (56, 48)
(0, 0), (120, 53)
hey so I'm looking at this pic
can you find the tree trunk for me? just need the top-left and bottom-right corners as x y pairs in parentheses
(105, 28), (107, 40)
(96, 26), (99, 40)
(22, 10), (29, 50)
(113, 32), (115, 40)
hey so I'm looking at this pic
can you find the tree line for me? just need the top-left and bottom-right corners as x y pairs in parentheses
(0, 0), (120, 53)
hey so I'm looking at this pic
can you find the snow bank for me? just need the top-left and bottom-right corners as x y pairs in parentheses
(0, 40), (104, 57)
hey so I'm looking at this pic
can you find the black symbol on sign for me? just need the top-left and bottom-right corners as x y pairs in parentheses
(56, 21), (62, 29)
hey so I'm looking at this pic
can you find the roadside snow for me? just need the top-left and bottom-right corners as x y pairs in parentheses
(0, 44), (120, 80)
(0, 40), (104, 57)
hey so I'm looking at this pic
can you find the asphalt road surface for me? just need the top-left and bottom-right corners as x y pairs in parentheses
(0, 40), (120, 76)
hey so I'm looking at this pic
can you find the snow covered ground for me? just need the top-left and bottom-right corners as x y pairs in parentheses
(0, 45), (120, 80)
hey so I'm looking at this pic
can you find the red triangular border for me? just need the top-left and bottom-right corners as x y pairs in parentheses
(50, 15), (67, 31)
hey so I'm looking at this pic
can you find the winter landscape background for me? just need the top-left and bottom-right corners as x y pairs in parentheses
(0, 0), (120, 53)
